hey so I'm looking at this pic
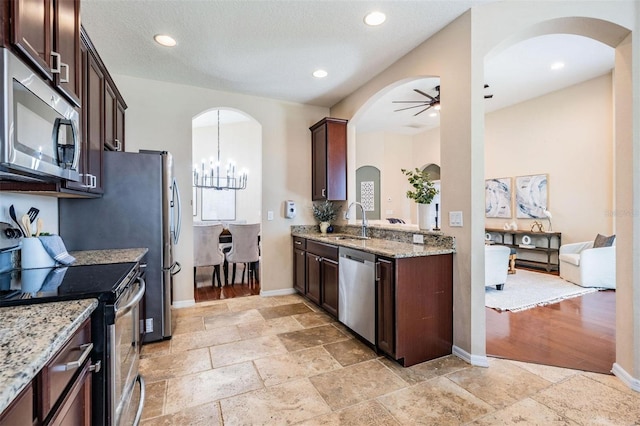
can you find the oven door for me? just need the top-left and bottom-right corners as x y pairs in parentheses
(110, 276), (146, 426)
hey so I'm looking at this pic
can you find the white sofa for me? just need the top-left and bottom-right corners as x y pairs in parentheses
(485, 245), (511, 290)
(559, 241), (616, 289)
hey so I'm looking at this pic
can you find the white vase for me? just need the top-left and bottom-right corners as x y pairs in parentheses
(417, 203), (434, 231)
(319, 221), (330, 235)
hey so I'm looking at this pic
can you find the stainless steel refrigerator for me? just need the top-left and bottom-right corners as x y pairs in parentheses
(59, 150), (182, 343)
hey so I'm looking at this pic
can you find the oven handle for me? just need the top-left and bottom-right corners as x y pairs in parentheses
(115, 277), (146, 319)
(133, 374), (146, 426)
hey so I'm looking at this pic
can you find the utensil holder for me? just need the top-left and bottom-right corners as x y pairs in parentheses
(21, 238), (56, 269)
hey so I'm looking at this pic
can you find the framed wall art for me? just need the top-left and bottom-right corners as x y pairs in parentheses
(485, 177), (512, 218)
(515, 174), (548, 218)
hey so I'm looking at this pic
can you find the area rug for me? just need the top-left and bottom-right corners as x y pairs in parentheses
(485, 269), (599, 312)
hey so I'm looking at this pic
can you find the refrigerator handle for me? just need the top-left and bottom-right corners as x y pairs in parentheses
(172, 177), (182, 245)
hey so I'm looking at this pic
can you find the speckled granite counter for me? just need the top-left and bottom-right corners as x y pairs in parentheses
(0, 299), (98, 414)
(292, 225), (455, 258)
(70, 248), (148, 266)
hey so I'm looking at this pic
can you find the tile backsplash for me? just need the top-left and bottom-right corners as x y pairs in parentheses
(0, 193), (59, 236)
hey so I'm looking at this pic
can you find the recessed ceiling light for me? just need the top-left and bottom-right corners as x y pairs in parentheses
(154, 34), (177, 47)
(313, 69), (328, 78)
(550, 61), (565, 70)
(364, 11), (386, 26)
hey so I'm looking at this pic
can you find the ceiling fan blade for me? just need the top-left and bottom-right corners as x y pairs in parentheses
(484, 94), (493, 99)
(413, 89), (437, 102)
(392, 100), (431, 103)
(414, 105), (432, 116)
(394, 103), (430, 112)
(484, 84), (490, 89)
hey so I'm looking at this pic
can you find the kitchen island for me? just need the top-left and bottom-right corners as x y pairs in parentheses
(292, 225), (455, 367)
(0, 299), (98, 415)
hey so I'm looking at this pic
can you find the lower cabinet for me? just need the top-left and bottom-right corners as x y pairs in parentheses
(376, 254), (453, 367)
(293, 237), (339, 318)
(292, 236), (453, 367)
(0, 318), (93, 426)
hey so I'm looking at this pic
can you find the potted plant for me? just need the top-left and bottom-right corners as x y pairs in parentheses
(401, 168), (439, 230)
(312, 200), (340, 234)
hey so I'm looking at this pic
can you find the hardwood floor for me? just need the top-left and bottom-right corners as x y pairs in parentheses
(486, 287), (616, 374)
(194, 265), (260, 303)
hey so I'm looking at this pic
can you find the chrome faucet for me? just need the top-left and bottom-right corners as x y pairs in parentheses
(346, 202), (368, 238)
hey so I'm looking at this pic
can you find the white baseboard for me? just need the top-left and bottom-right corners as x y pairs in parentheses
(612, 363), (640, 392)
(172, 299), (196, 309)
(260, 288), (298, 297)
(452, 345), (489, 367)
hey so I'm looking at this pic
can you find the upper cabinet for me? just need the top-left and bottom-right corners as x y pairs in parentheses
(310, 117), (347, 201)
(11, 0), (81, 106)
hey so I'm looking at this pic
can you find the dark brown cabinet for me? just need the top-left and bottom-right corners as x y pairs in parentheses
(0, 318), (93, 425)
(293, 237), (306, 294)
(376, 257), (395, 356)
(104, 81), (126, 151)
(293, 238), (339, 318)
(10, 0), (81, 106)
(320, 257), (338, 318)
(309, 117), (347, 201)
(11, 0), (53, 79)
(0, 383), (34, 426)
(376, 254), (453, 367)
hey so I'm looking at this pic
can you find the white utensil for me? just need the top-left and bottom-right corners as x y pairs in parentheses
(21, 214), (31, 237)
(35, 218), (43, 237)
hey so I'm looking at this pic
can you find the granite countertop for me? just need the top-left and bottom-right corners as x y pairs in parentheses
(70, 248), (148, 266)
(292, 229), (455, 258)
(0, 299), (98, 414)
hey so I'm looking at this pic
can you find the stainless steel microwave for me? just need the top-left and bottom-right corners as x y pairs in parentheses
(0, 48), (80, 182)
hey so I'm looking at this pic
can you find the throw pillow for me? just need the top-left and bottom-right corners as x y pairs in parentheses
(593, 233), (616, 248)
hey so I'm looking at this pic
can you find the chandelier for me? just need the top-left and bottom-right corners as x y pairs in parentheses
(193, 110), (248, 190)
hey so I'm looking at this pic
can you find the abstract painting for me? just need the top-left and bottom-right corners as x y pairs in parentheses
(516, 174), (548, 218)
(485, 177), (512, 218)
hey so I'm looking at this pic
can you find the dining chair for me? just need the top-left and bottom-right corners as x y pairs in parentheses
(193, 224), (225, 287)
(225, 223), (260, 285)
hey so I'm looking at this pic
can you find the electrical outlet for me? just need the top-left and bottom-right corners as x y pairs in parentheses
(413, 234), (424, 244)
(267, 211), (274, 220)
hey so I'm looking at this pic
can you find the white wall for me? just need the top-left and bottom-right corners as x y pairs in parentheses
(0, 193), (58, 236)
(485, 73), (614, 244)
(113, 75), (327, 304)
(192, 120), (262, 224)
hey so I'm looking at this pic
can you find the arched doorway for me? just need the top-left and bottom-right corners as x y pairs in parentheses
(479, 17), (631, 376)
(191, 108), (262, 301)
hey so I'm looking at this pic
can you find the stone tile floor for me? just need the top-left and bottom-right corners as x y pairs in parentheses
(139, 294), (640, 425)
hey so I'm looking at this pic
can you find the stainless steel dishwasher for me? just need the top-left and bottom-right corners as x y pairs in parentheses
(338, 247), (376, 344)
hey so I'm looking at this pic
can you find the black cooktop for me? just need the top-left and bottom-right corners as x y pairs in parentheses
(0, 262), (137, 307)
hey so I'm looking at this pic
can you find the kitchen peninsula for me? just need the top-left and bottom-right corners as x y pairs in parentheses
(292, 225), (455, 367)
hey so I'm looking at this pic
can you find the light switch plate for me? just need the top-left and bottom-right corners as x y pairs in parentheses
(267, 211), (274, 220)
(412, 234), (424, 244)
(449, 211), (463, 227)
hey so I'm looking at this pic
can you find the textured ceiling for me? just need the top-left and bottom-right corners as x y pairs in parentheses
(81, 0), (490, 107)
(81, 1), (614, 134)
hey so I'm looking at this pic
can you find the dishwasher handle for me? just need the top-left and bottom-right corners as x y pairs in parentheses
(341, 254), (367, 264)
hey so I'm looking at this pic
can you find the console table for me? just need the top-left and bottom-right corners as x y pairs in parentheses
(485, 228), (562, 272)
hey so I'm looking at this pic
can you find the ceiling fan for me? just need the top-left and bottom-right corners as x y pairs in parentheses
(392, 85), (493, 116)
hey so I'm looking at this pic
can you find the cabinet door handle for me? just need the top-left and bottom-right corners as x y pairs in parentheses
(114, 139), (121, 151)
(294, 241), (302, 245)
(91, 174), (97, 188)
(51, 51), (61, 74)
(375, 262), (380, 281)
(59, 62), (69, 83)
(78, 173), (91, 188)
(59, 343), (93, 372)
(322, 188), (326, 197)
